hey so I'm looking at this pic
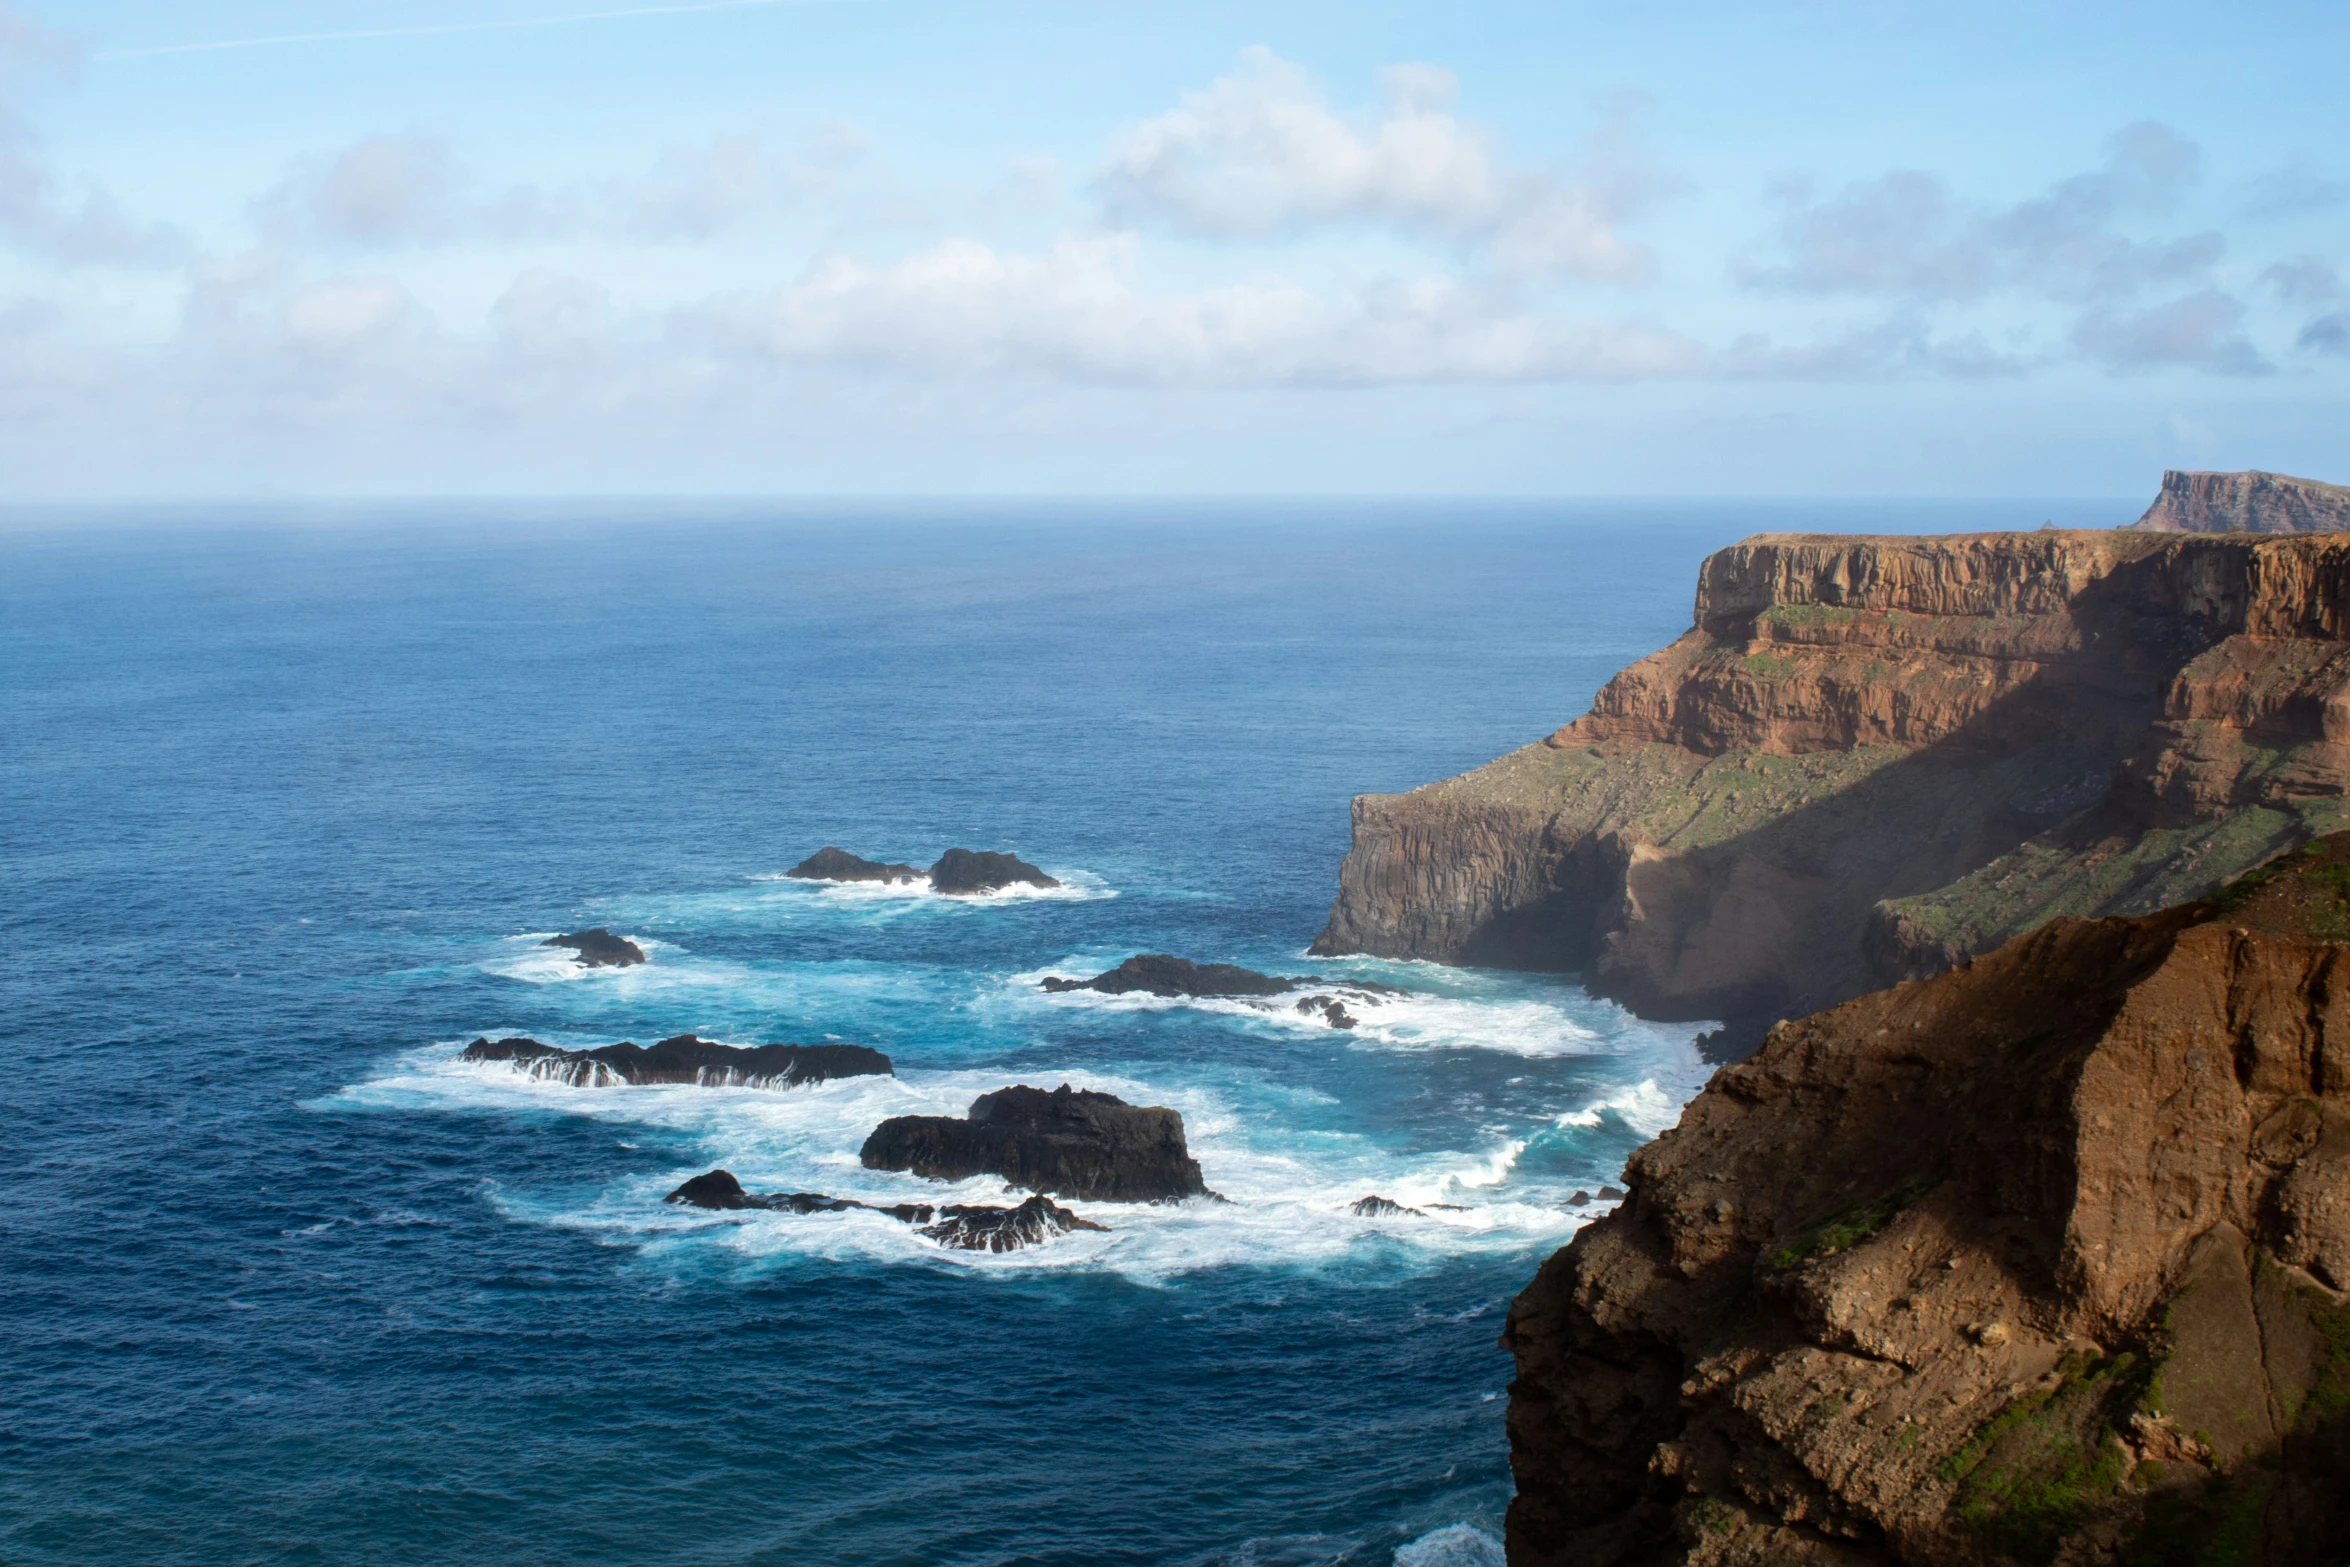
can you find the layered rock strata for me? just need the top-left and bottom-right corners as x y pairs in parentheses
(1501, 835), (2350, 1565)
(860, 1083), (1212, 1203)
(1316, 526), (2350, 1051)
(461, 1034), (893, 1088)
(2132, 469), (2350, 534)
(662, 1169), (1107, 1252)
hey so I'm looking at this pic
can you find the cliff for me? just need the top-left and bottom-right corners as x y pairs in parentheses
(2132, 470), (2350, 535)
(1499, 833), (2350, 1567)
(1313, 526), (2350, 1051)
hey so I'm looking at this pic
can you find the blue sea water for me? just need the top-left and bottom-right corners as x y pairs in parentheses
(0, 498), (2125, 1565)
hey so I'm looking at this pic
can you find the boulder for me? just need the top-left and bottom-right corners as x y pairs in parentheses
(786, 846), (922, 883)
(661, 1169), (1104, 1252)
(1295, 995), (1359, 1029)
(461, 1034), (892, 1088)
(1351, 1195), (1422, 1217)
(860, 1083), (1212, 1202)
(541, 928), (645, 967)
(927, 848), (1060, 894)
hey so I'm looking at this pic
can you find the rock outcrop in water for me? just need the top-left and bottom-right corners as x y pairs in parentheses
(542, 928), (645, 967)
(786, 847), (922, 883)
(662, 1168), (1107, 1251)
(1501, 836), (2350, 1566)
(928, 848), (1060, 894)
(1042, 954), (1306, 998)
(2131, 469), (2350, 534)
(1316, 515), (2350, 1055)
(860, 1083), (1212, 1202)
(1037, 955), (1402, 1029)
(461, 1034), (893, 1088)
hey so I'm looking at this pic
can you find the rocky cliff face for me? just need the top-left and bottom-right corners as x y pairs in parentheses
(1500, 834), (2350, 1567)
(2132, 470), (2350, 534)
(1314, 526), (2350, 1050)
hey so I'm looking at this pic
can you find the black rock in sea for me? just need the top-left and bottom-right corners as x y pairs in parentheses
(541, 928), (645, 967)
(786, 846), (923, 884)
(860, 1083), (1212, 1203)
(1351, 1195), (1422, 1217)
(1294, 995), (1359, 1029)
(927, 848), (1060, 895)
(1041, 954), (1303, 998)
(661, 1169), (1105, 1252)
(462, 1034), (893, 1088)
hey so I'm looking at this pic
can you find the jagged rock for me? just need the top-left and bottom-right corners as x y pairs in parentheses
(661, 1169), (1103, 1251)
(541, 928), (645, 967)
(786, 846), (921, 883)
(1042, 954), (1304, 997)
(1351, 1195), (1422, 1217)
(2130, 468), (2350, 533)
(859, 1083), (1212, 1202)
(920, 1195), (1109, 1252)
(1295, 995), (1358, 1029)
(1500, 836), (2350, 1567)
(928, 848), (1060, 894)
(461, 1034), (893, 1088)
(1314, 518), (2350, 1056)
(1037, 956), (1398, 1032)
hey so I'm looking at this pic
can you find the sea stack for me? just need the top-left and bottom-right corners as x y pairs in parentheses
(1500, 834), (2350, 1565)
(1315, 509), (2350, 1056)
(541, 928), (646, 967)
(928, 848), (1060, 894)
(786, 847), (923, 883)
(860, 1083), (1211, 1202)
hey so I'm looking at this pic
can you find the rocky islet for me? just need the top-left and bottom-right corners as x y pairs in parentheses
(461, 1034), (894, 1088)
(784, 844), (1061, 894)
(541, 928), (645, 967)
(861, 1083), (1215, 1203)
(663, 1169), (1108, 1253)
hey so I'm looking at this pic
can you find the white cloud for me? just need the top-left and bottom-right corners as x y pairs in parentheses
(492, 269), (613, 357)
(284, 277), (425, 351)
(1096, 48), (1666, 281)
(706, 233), (1697, 385)
(2071, 288), (2268, 374)
(1743, 122), (2220, 305)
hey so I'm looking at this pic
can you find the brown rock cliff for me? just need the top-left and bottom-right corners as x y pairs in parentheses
(1315, 524), (2350, 1051)
(2131, 470), (2350, 535)
(1501, 837), (2350, 1566)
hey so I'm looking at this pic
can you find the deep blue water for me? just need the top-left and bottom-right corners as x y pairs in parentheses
(0, 499), (2125, 1566)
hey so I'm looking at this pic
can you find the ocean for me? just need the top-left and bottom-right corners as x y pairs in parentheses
(0, 498), (2126, 1566)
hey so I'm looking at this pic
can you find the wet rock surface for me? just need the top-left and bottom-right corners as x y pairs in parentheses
(1038, 954), (1401, 1029)
(1351, 1195), (1421, 1217)
(786, 846), (922, 883)
(927, 848), (1060, 894)
(461, 1034), (893, 1088)
(859, 1083), (1212, 1203)
(541, 928), (645, 967)
(661, 1169), (1105, 1251)
(1502, 835), (2350, 1566)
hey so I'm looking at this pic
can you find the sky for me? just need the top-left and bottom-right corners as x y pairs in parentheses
(0, 0), (2345, 498)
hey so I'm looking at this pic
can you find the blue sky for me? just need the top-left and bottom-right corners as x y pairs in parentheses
(2, 0), (2345, 496)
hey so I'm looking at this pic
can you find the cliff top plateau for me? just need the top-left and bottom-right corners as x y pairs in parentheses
(2131, 470), (2350, 534)
(1315, 502), (2350, 1054)
(1502, 832), (2350, 1566)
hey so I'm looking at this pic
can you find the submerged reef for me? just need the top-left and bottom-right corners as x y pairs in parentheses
(461, 1034), (893, 1088)
(861, 1083), (1213, 1203)
(1038, 954), (1403, 1029)
(1501, 832), (2350, 1566)
(1316, 484), (2350, 1057)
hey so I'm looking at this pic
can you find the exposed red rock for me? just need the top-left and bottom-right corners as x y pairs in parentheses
(1315, 521), (2350, 1053)
(1501, 836), (2350, 1565)
(2131, 469), (2350, 534)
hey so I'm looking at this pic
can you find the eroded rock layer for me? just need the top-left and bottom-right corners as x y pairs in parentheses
(1500, 838), (2350, 1566)
(2131, 469), (2350, 534)
(1315, 526), (2350, 1047)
